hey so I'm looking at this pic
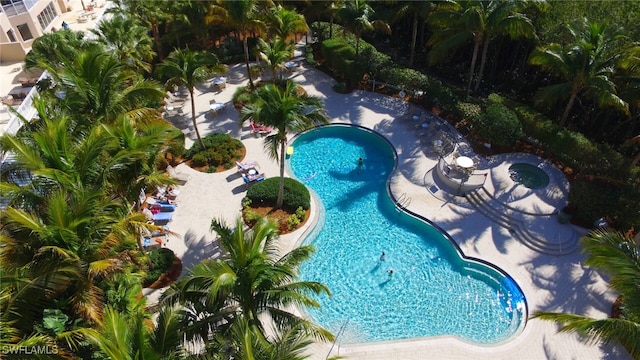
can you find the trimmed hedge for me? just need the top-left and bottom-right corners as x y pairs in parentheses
(569, 177), (640, 230)
(246, 177), (310, 211)
(320, 38), (364, 86)
(476, 103), (523, 147)
(185, 133), (243, 169)
(507, 100), (628, 176)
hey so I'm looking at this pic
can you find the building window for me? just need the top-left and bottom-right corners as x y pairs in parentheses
(36, 2), (57, 31)
(6, 29), (16, 42)
(16, 23), (32, 40)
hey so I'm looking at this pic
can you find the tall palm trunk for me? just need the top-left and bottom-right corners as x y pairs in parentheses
(560, 88), (579, 128)
(329, 14), (334, 39)
(243, 37), (255, 88)
(466, 37), (481, 95)
(473, 37), (491, 94)
(276, 138), (286, 209)
(189, 88), (205, 149)
(409, 12), (418, 66)
(152, 23), (164, 61)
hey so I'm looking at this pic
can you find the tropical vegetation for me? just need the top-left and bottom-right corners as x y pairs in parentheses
(532, 230), (640, 359)
(159, 217), (333, 356)
(240, 80), (329, 209)
(3, 0), (640, 357)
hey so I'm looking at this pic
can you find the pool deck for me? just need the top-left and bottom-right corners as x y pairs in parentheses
(143, 57), (629, 359)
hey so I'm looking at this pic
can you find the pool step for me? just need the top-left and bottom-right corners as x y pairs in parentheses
(465, 188), (580, 255)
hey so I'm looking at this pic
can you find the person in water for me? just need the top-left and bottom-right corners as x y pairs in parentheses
(387, 269), (394, 277)
(357, 157), (363, 167)
(379, 252), (386, 261)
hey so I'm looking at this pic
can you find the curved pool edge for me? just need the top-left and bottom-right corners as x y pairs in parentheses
(286, 123), (529, 348)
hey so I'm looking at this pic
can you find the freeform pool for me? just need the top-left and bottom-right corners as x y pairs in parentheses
(508, 163), (550, 189)
(289, 125), (526, 344)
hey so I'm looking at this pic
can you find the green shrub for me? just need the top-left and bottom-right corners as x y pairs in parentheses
(321, 38), (365, 86)
(295, 206), (306, 221)
(304, 45), (316, 66)
(191, 152), (209, 167)
(569, 177), (640, 230)
(310, 21), (332, 43)
(360, 46), (393, 79)
(509, 100), (628, 175)
(332, 82), (349, 94)
(185, 133), (243, 168)
(143, 248), (175, 286)
(476, 103), (523, 146)
(487, 93), (506, 104)
(286, 214), (301, 231)
(455, 102), (482, 122)
(244, 208), (262, 223)
(246, 177), (311, 211)
(423, 79), (461, 113)
(377, 66), (430, 94)
(233, 85), (253, 107)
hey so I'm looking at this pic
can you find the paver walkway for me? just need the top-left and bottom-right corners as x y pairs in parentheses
(146, 50), (629, 360)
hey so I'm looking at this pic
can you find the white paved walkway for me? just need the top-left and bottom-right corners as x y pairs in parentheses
(148, 55), (629, 360)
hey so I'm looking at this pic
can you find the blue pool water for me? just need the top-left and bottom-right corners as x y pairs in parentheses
(289, 125), (526, 344)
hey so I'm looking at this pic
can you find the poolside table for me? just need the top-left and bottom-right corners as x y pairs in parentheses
(212, 76), (227, 89)
(209, 102), (226, 115)
(285, 61), (299, 71)
(456, 156), (474, 169)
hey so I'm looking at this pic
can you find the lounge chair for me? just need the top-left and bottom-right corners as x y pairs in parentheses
(250, 121), (272, 136)
(166, 165), (190, 183)
(149, 203), (177, 212)
(236, 161), (257, 173)
(142, 207), (173, 224)
(242, 172), (265, 187)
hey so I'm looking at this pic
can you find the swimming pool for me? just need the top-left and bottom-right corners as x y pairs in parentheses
(289, 125), (526, 344)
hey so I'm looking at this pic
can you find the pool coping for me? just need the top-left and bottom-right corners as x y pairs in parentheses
(286, 123), (529, 348)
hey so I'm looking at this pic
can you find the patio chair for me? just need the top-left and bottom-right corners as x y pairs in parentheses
(236, 161), (257, 173)
(166, 165), (190, 183)
(142, 207), (173, 224)
(149, 202), (177, 212)
(242, 172), (265, 188)
(250, 121), (272, 136)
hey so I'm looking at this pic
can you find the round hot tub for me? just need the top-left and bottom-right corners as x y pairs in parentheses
(508, 163), (550, 189)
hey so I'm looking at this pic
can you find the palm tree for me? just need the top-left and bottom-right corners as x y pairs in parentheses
(108, 0), (170, 60)
(264, 4), (309, 43)
(24, 29), (97, 70)
(80, 304), (184, 359)
(390, 1), (434, 66)
(529, 20), (629, 127)
(257, 37), (295, 82)
(156, 48), (223, 149)
(240, 81), (329, 209)
(91, 15), (156, 74)
(204, 316), (316, 360)
(215, 0), (273, 88)
(36, 48), (165, 126)
(304, 0), (344, 40)
(163, 217), (333, 346)
(0, 106), (163, 327)
(428, 0), (539, 95)
(338, 0), (391, 57)
(532, 229), (640, 359)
